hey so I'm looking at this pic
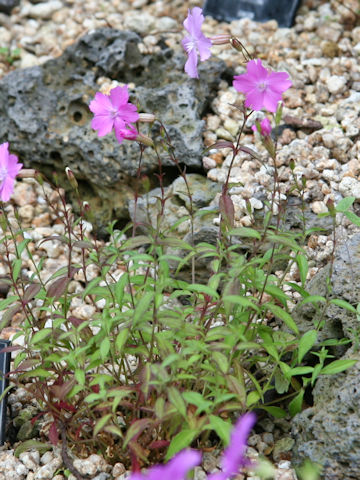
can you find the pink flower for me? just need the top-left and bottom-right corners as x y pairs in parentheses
(182, 7), (212, 79)
(233, 59), (292, 113)
(89, 85), (139, 144)
(208, 412), (256, 480)
(252, 117), (272, 137)
(129, 449), (201, 480)
(0, 143), (23, 202)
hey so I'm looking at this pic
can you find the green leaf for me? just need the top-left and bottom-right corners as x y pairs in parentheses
(165, 429), (198, 461)
(335, 196), (355, 212)
(296, 254), (308, 286)
(266, 304), (299, 334)
(300, 295), (326, 306)
(344, 210), (360, 227)
(123, 419), (152, 449)
(290, 366), (314, 375)
(133, 291), (153, 326)
(264, 285), (289, 306)
(298, 330), (317, 363)
(187, 284), (219, 300)
(100, 338), (110, 361)
(208, 415), (232, 445)
(12, 258), (22, 282)
(30, 328), (52, 345)
(212, 351), (229, 374)
(94, 414), (112, 437)
(320, 359), (357, 375)
(329, 299), (357, 313)
(115, 329), (129, 353)
(183, 392), (212, 415)
(223, 295), (260, 312)
(75, 369), (85, 386)
(14, 440), (51, 457)
(260, 406), (287, 418)
(289, 389), (305, 417)
(227, 227), (261, 239)
(168, 387), (187, 418)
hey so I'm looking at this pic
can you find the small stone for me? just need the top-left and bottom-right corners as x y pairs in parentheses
(22, 0), (63, 19)
(202, 156), (217, 170)
(18, 205), (35, 223)
(156, 16), (177, 32)
(123, 11), (156, 34)
(224, 118), (239, 137)
(34, 457), (62, 480)
(12, 182), (37, 206)
(311, 201), (327, 214)
(112, 463), (126, 477)
(326, 75), (347, 95)
(19, 451), (40, 471)
(215, 127), (234, 142)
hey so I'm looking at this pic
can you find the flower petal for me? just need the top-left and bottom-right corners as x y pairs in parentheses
(184, 49), (199, 78)
(109, 86), (129, 108)
(91, 115), (114, 137)
(89, 92), (113, 115)
(0, 177), (15, 202)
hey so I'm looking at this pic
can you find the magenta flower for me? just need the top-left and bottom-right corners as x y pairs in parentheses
(233, 59), (292, 113)
(0, 143), (23, 202)
(89, 85), (139, 144)
(208, 412), (256, 480)
(129, 449), (201, 480)
(252, 117), (272, 137)
(182, 7), (212, 79)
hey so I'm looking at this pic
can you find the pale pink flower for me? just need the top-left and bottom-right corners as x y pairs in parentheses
(182, 7), (212, 79)
(0, 143), (23, 202)
(129, 449), (201, 480)
(252, 117), (272, 137)
(233, 59), (292, 113)
(89, 85), (139, 144)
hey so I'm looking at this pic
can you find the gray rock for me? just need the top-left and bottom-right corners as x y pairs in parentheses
(0, 28), (226, 233)
(292, 350), (360, 479)
(290, 232), (360, 354)
(0, 0), (19, 14)
(291, 232), (360, 478)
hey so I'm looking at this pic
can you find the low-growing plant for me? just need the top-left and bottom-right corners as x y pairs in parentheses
(0, 7), (358, 479)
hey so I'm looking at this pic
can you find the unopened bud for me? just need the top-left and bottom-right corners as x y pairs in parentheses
(65, 167), (78, 189)
(34, 171), (44, 185)
(82, 201), (90, 212)
(230, 36), (244, 52)
(138, 113), (156, 123)
(210, 34), (231, 45)
(17, 169), (36, 179)
(135, 133), (154, 147)
(0, 211), (7, 232)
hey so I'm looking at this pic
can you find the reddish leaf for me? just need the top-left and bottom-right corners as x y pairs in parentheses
(148, 440), (170, 450)
(238, 145), (262, 160)
(207, 140), (235, 151)
(0, 304), (22, 329)
(23, 283), (41, 303)
(48, 421), (59, 446)
(219, 189), (235, 228)
(73, 240), (93, 249)
(38, 235), (69, 246)
(0, 345), (22, 353)
(47, 276), (71, 299)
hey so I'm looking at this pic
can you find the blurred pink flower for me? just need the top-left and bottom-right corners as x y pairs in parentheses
(233, 59), (292, 112)
(0, 142), (23, 202)
(252, 117), (272, 137)
(89, 85), (139, 144)
(208, 412), (257, 480)
(182, 7), (212, 78)
(129, 449), (201, 480)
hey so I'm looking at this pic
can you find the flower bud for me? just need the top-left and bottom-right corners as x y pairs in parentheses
(34, 171), (44, 185)
(65, 167), (78, 189)
(135, 133), (154, 147)
(138, 113), (156, 123)
(210, 34), (231, 45)
(17, 169), (36, 179)
(82, 201), (90, 212)
(0, 211), (7, 232)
